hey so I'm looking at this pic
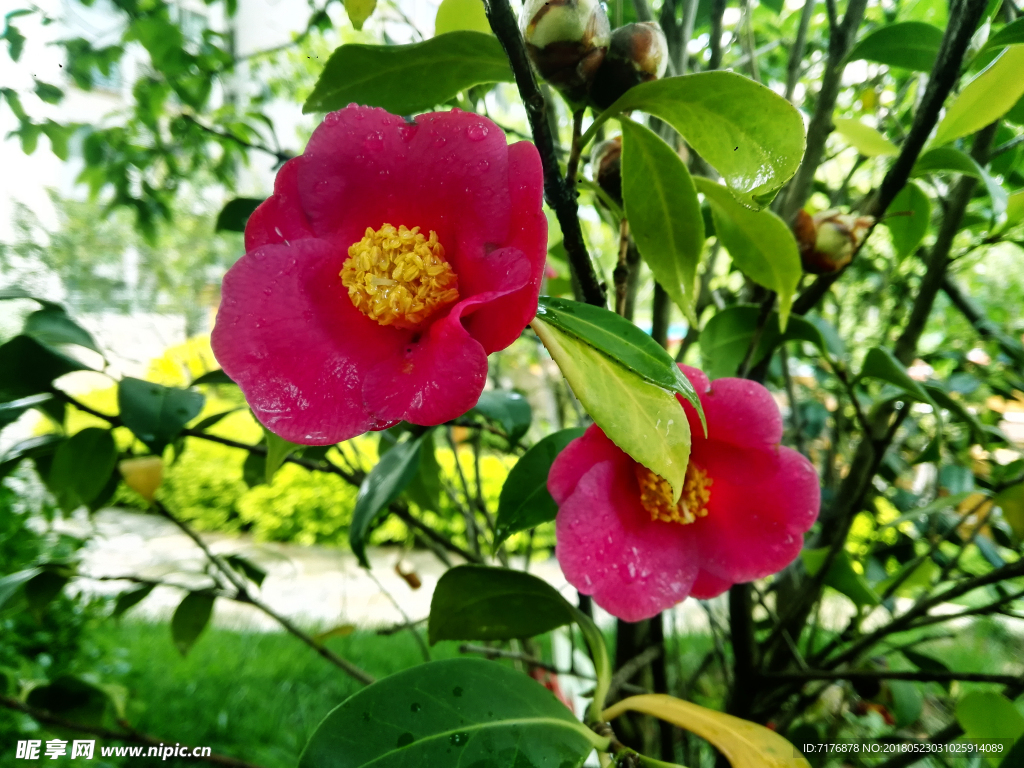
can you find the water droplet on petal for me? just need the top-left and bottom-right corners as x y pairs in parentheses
(364, 131), (385, 151)
(466, 123), (489, 141)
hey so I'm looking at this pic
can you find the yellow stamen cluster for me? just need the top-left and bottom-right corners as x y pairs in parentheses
(635, 462), (712, 525)
(341, 224), (459, 329)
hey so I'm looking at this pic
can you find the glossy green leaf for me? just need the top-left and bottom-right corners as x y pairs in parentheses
(23, 307), (101, 354)
(984, 19), (1024, 52)
(694, 178), (802, 326)
(620, 118), (705, 319)
(699, 305), (830, 379)
(349, 432), (426, 567)
(303, 32), (512, 115)
(536, 296), (703, 420)
(215, 198), (263, 233)
(1005, 190), (1024, 230)
(434, 0), (490, 35)
(589, 72), (806, 207)
(470, 390), (532, 445)
(224, 554), (267, 587)
(428, 565), (611, 721)
(47, 427), (118, 512)
(0, 393), (53, 429)
(343, 0), (377, 30)
(404, 433), (442, 512)
(262, 427), (298, 483)
(603, 695), (811, 768)
(857, 347), (933, 404)
(956, 692), (1024, 750)
(113, 584), (155, 618)
(117, 378), (205, 454)
(299, 658), (604, 768)
(833, 117), (898, 156)
(884, 180), (931, 258)
(171, 591), (215, 656)
(933, 46), (1024, 147)
(912, 147), (1008, 219)
(0, 434), (63, 482)
(0, 568), (41, 611)
(532, 317), (691, 502)
(802, 548), (880, 607)
(494, 427), (585, 546)
(847, 21), (944, 72)
(191, 369), (235, 386)
(0, 335), (89, 401)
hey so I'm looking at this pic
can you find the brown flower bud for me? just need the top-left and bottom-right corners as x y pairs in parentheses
(794, 208), (875, 274)
(591, 135), (622, 205)
(520, 0), (611, 105)
(590, 21), (669, 110)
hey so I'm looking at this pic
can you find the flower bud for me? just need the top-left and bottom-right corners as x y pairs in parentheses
(590, 21), (669, 110)
(591, 135), (622, 205)
(119, 456), (163, 503)
(520, 0), (611, 105)
(794, 208), (874, 274)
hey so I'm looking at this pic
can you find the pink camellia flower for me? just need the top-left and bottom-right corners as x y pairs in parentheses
(549, 365), (820, 622)
(211, 105), (547, 444)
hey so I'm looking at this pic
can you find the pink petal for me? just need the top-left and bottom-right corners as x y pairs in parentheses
(679, 365), (784, 449)
(687, 442), (820, 584)
(211, 238), (405, 444)
(244, 156), (314, 252)
(555, 459), (699, 622)
(548, 425), (628, 504)
(689, 570), (732, 600)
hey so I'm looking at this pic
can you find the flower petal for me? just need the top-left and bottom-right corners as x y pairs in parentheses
(244, 156), (315, 252)
(548, 424), (629, 504)
(460, 141), (548, 354)
(689, 570), (732, 600)
(211, 238), (405, 444)
(688, 442), (819, 584)
(680, 365), (784, 448)
(555, 459), (699, 622)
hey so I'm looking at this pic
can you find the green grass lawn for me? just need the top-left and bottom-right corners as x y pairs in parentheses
(91, 621), (462, 768)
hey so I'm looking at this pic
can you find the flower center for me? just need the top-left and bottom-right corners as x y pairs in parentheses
(635, 462), (712, 525)
(340, 223), (459, 329)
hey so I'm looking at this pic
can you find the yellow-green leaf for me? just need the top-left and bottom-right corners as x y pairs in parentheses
(531, 317), (690, 502)
(932, 45), (1024, 146)
(434, 0), (490, 35)
(344, 0), (377, 30)
(996, 483), (1024, 544)
(833, 117), (898, 156)
(603, 694), (811, 768)
(694, 177), (801, 328)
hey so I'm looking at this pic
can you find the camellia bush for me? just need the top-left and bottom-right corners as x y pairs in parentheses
(2, 0), (1024, 766)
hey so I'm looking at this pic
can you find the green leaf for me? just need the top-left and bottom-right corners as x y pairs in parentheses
(405, 432), (442, 512)
(699, 305), (829, 379)
(619, 118), (705, 319)
(343, 0), (377, 30)
(190, 408), (242, 433)
(434, 0), (490, 35)
(0, 393), (53, 429)
(531, 317), (691, 502)
(0, 284), (61, 309)
(23, 306), (101, 354)
(995, 483), (1024, 544)
(801, 548), (880, 607)
(889, 681), (924, 728)
(912, 147), (1008, 219)
(215, 197), (263, 233)
(588, 71), (806, 207)
(26, 675), (112, 727)
(932, 46), (1024, 147)
(24, 568), (71, 613)
(47, 427), (118, 512)
(884, 181), (931, 258)
(1000, 736), (1024, 768)
(224, 554), (267, 587)
(535, 296), (704, 421)
(984, 18), (1024, 51)
(118, 378), (205, 454)
(429, 565), (581, 644)
(956, 692), (1024, 752)
(349, 432), (426, 567)
(857, 347), (934, 404)
(1004, 190), (1024, 230)
(846, 21), (944, 72)
(0, 568), (41, 610)
(694, 178), (802, 326)
(470, 390), (532, 445)
(303, 32), (512, 115)
(832, 117), (899, 156)
(427, 565), (611, 722)
(0, 434), (62, 482)
(0, 335), (89, 401)
(923, 382), (988, 443)
(32, 79), (63, 104)
(191, 369), (236, 386)
(112, 584), (155, 618)
(494, 427), (585, 546)
(262, 426), (298, 483)
(171, 591), (215, 656)
(298, 658), (604, 768)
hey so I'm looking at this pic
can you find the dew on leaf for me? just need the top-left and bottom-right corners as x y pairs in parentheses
(452, 686), (463, 697)
(410, 702), (421, 713)
(396, 733), (415, 748)
(449, 732), (469, 747)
